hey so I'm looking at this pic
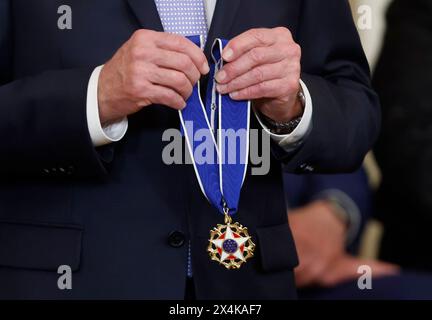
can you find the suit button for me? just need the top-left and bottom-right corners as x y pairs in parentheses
(305, 165), (314, 172)
(168, 231), (186, 248)
(66, 165), (75, 175)
(300, 163), (315, 173)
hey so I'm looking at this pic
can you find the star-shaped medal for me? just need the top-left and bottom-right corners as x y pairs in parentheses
(207, 215), (255, 269)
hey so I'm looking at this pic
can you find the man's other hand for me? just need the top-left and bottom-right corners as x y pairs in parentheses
(216, 27), (303, 123)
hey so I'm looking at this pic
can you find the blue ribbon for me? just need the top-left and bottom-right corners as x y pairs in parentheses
(179, 36), (250, 215)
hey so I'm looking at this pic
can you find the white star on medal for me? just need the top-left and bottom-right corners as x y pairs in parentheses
(210, 224), (250, 262)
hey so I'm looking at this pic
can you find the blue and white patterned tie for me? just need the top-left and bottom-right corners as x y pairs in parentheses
(154, 0), (209, 278)
(155, 0), (208, 43)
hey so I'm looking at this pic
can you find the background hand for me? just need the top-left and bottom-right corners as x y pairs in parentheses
(289, 201), (347, 287)
(289, 200), (400, 288)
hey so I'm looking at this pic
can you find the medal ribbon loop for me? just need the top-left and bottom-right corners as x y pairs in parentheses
(179, 35), (251, 216)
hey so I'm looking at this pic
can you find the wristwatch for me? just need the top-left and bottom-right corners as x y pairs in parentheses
(258, 89), (306, 135)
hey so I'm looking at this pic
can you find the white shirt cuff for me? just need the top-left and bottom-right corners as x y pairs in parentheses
(254, 79), (313, 152)
(86, 65), (128, 147)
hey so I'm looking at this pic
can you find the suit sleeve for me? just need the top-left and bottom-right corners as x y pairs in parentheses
(0, 0), (106, 179)
(285, 170), (372, 230)
(275, 0), (381, 174)
(305, 170), (371, 219)
(305, 169), (372, 249)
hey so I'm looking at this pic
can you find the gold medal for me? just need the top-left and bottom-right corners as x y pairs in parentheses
(207, 211), (256, 270)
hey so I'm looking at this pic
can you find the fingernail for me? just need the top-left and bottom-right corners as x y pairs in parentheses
(181, 101), (187, 109)
(202, 62), (210, 74)
(215, 70), (226, 83)
(223, 48), (234, 61)
(230, 91), (239, 99)
(216, 84), (227, 93)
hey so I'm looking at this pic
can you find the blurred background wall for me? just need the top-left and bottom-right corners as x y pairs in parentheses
(349, 0), (391, 69)
(349, 0), (392, 258)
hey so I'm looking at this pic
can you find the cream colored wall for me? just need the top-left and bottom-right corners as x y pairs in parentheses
(348, 0), (391, 191)
(348, 0), (392, 190)
(349, 0), (392, 258)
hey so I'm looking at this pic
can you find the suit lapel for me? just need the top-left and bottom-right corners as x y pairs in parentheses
(205, 0), (242, 55)
(125, 0), (164, 31)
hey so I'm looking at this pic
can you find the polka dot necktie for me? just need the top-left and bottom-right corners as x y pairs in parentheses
(154, 0), (208, 43)
(154, 0), (209, 278)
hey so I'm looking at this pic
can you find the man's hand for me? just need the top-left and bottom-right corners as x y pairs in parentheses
(216, 27), (303, 123)
(289, 201), (400, 288)
(289, 201), (347, 288)
(98, 29), (209, 125)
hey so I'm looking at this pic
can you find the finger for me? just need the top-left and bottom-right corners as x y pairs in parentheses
(229, 78), (292, 101)
(318, 256), (399, 288)
(360, 259), (400, 278)
(295, 263), (323, 288)
(295, 269), (314, 288)
(222, 28), (278, 62)
(215, 45), (286, 84)
(142, 84), (186, 110)
(294, 261), (312, 284)
(152, 49), (201, 85)
(294, 249), (324, 288)
(149, 67), (193, 101)
(217, 61), (288, 94)
(324, 256), (370, 287)
(156, 33), (209, 74)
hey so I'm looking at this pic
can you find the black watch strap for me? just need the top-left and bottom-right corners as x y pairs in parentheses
(259, 113), (303, 135)
(258, 89), (306, 135)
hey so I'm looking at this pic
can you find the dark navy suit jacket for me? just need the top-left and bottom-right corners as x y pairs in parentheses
(0, 0), (379, 299)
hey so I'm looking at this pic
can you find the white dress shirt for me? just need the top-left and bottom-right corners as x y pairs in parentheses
(86, 0), (313, 149)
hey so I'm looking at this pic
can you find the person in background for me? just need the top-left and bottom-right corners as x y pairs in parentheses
(373, 0), (432, 271)
(285, 169), (432, 299)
